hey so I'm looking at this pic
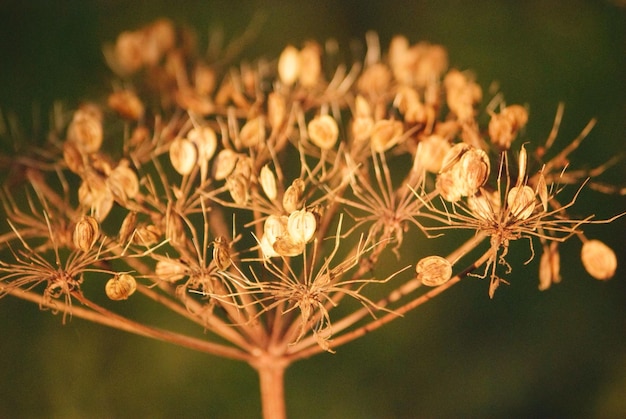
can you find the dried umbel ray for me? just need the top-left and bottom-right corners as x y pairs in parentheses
(0, 18), (623, 419)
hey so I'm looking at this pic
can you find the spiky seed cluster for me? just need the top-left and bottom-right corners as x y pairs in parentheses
(0, 17), (622, 371)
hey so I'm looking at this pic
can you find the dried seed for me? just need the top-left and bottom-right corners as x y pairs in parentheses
(507, 185), (535, 220)
(63, 141), (85, 174)
(581, 239), (617, 280)
(239, 116), (265, 148)
(133, 225), (161, 246)
(264, 215), (289, 245)
(213, 149), (239, 180)
(538, 242), (561, 291)
(107, 162), (139, 203)
(259, 165), (278, 201)
(67, 108), (103, 154)
(298, 41), (322, 87)
(107, 89), (144, 120)
(105, 273), (137, 300)
(287, 209), (317, 244)
(267, 92), (287, 130)
(273, 234), (306, 257)
(169, 137), (198, 175)
(308, 115), (339, 150)
(467, 190), (500, 221)
(156, 259), (187, 282)
(118, 211), (137, 244)
(73, 215), (99, 251)
(278, 45), (300, 86)
(416, 255), (453, 286)
(213, 236), (232, 271)
(226, 174), (249, 205)
(187, 126), (218, 163)
(283, 178), (305, 213)
(370, 119), (403, 153)
(416, 135), (451, 173)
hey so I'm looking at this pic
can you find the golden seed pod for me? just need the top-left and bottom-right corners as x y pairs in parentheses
(63, 141), (85, 174)
(118, 211), (137, 244)
(187, 126), (218, 163)
(287, 209), (317, 244)
(467, 190), (500, 221)
(357, 62), (392, 96)
(133, 224), (161, 246)
(273, 234), (306, 257)
(264, 215), (289, 245)
(169, 137), (198, 176)
(415, 135), (451, 173)
(507, 185), (536, 220)
(308, 115), (339, 150)
(502, 105), (528, 130)
(67, 108), (103, 154)
(278, 45), (300, 86)
(536, 173), (549, 212)
(351, 116), (374, 143)
(370, 119), (404, 153)
(435, 171), (462, 203)
(259, 165), (278, 201)
(78, 177), (114, 222)
(354, 95), (372, 118)
(107, 162), (139, 203)
(239, 116), (266, 148)
(226, 174), (250, 205)
(107, 89), (144, 120)
(439, 143), (471, 174)
(298, 41), (322, 87)
(259, 234), (280, 258)
(194, 63), (217, 96)
(457, 148), (490, 196)
(538, 242), (561, 291)
(73, 215), (100, 252)
(155, 259), (187, 282)
(165, 209), (186, 248)
(283, 178), (305, 213)
(213, 149), (239, 180)
(267, 92), (287, 130)
(105, 273), (137, 301)
(581, 239), (617, 280)
(416, 255), (453, 287)
(213, 236), (232, 271)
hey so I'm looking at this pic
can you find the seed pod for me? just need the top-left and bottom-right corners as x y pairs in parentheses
(169, 137), (197, 175)
(213, 236), (232, 271)
(415, 135), (451, 173)
(517, 145), (528, 185)
(267, 92), (287, 130)
(435, 171), (462, 203)
(439, 143), (471, 174)
(287, 209), (317, 244)
(457, 148), (490, 196)
(213, 149), (239, 180)
(273, 234), (306, 257)
(278, 45), (300, 86)
(63, 141), (85, 174)
(155, 259), (187, 282)
(538, 242), (561, 291)
(283, 178), (305, 213)
(467, 190), (500, 221)
(536, 173), (549, 212)
(416, 255), (453, 286)
(107, 162), (139, 203)
(226, 174), (249, 205)
(73, 215), (99, 251)
(118, 211), (137, 244)
(264, 215), (289, 245)
(259, 165), (278, 201)
(133, 224), (161, 246)
(67, 108), (103, 154)
(581, 239), (617, 280)
(107, 89), (144, 120)
(370, 119), (403, 153)
(507, 185), (535, 220)
(308, 115), (339, 150)
(239, 116), (265, 148)
(105, 273), (137, 300)
(298, 41), (322, 87)
(187, 126), (218, 163)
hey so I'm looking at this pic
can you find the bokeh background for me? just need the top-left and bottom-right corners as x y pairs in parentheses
(0, 0), (625, 417)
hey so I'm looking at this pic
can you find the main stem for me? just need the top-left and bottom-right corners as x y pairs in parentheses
(252, 355), (289, 419)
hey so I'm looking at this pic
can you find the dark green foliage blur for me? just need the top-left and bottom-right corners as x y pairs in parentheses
(0, 0), (624, 417)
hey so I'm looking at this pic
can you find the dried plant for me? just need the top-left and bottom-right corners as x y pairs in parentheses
(0, 19), (623, 418)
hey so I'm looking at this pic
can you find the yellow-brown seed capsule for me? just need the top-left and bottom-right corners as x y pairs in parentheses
(283, 178), (305, 213)
(118, 211), (137, 245)
(107, 89), (144, 120)
(169, 137), (198, 175)
(67, 107), (103, 154)
(155, 259), (187, 282)
(259, 165), (278, 201)
(278, 45), (300, 86)
(213, 236), (232, 271)
(105, 273), (137, 300)
(107, 162), (139, 203)
(73, 215), (99, 251)
(287, 209), (317, 244)
(238, 116), (265, 148)
(370, 119), (403, 153)
(213, 149), (239, 180)
(507, 185), (535, 220)
(416, 255), (452, 286)
(308, 115), (339, 150)
(581, 239), (617, 280)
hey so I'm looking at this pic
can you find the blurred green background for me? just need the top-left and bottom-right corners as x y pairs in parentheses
(1, 0), (625, 417)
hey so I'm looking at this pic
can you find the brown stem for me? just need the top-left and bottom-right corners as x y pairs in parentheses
(251, 354), (289, 419)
